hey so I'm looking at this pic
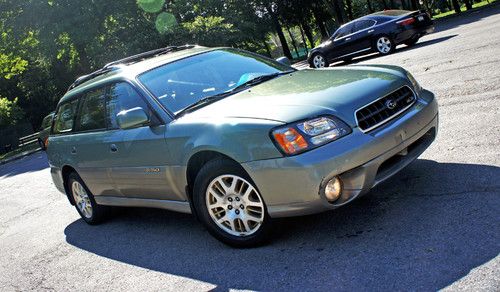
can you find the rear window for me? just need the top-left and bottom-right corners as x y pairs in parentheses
(53, 99), (79, 134)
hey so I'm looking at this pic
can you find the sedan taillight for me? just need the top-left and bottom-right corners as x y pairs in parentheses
(396, 18), (416, 26)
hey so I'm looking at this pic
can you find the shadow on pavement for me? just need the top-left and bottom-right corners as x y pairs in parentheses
(0, 151), (48, 178)
(64, 159), (500, 290)
(334, 34), (459, 66)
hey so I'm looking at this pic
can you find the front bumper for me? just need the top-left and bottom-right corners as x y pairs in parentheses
(242, 89), (438, 218)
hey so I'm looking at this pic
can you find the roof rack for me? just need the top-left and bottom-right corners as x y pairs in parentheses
(67, 45), (195, 91)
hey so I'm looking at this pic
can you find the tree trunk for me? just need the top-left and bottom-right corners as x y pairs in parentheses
(367, 0), (374, 13)
(332, 0), (345, 24)
(381, 0), (389, 9)
(345, 0), (354, 20)
(286, 27), (300, 59)
(301, 23), (315, 48)
(312, 7), (329, 39)
(263, 37), (272, 57)
(463, 0), (473, 10)
(389, 0), (396, 9)
(299, 25), (309, 54)
(451, 0), (461, 13)
(410, 0), (419, 10)
(270, 11), (293, 60)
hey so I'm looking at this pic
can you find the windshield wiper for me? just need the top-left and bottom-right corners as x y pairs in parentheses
(230, 70), (294, 92)
(175, 91), (234, 117)
(175, 70), (294, 118)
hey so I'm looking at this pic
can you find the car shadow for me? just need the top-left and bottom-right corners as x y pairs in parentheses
(0, 151), (49, 178)
(333, 34), (459, 67)
(64, 159), (500, 290)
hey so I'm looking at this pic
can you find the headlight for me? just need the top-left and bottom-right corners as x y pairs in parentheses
(406, 72), (422, 92)
(271, 116), (351, 155)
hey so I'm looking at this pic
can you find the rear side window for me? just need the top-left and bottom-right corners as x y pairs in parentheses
(106, 82), (151, 129)
(354, 20), (376, 32)
(53, 99), (79, 134)
(75, 87), (107, 132)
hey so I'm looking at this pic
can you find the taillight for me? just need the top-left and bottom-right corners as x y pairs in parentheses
(397, 18), (415, 26)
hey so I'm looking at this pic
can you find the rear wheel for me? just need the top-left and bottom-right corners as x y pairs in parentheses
(310, 53), (329, 68)
(68, 172), (108, 224)
(192, 159), (271, 247)
(375, 35), (395, 55)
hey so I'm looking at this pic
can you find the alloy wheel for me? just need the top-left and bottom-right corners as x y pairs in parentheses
(377, 37), (392, 54)
(72, 181), (93, 219)
(313, 54), (326, 68)
(205, 174), (265, 237)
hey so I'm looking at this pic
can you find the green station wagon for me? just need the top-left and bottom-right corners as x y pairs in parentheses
(47, 45), (438, 246)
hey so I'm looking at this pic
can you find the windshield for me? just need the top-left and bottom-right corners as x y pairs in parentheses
(137, 49), (292, 114)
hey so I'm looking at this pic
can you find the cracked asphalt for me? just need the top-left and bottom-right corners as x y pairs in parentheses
(1, 6), (499, 291)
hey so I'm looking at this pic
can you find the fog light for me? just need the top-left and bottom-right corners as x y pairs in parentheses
(325, 177), (342, 202)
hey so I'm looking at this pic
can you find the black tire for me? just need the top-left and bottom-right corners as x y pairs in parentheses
(309, 53), (329, 68)
(405, 36), (419, 47)
(192, 158), (272, 247)
(67, 172), (108, 225)
(38, 138), (46, 151)
(374, 35), (395, 55)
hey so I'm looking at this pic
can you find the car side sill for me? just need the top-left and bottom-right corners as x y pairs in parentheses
(335, 47), (372, 60)
(94, 196), (192, 214)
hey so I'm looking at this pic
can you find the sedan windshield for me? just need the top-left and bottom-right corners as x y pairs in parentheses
(137, 49), (292, 114)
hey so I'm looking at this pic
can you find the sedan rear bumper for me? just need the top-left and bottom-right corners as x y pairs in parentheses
(242, 89), (438, 218)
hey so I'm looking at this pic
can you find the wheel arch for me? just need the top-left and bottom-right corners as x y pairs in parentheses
(61, 164), (78, 205)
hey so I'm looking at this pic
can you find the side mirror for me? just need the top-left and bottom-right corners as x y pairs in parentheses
(275, 56), (291, 66)
(117, 107), (149, 129)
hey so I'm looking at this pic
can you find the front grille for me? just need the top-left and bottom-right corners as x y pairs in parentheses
(355, 86), (416, 132)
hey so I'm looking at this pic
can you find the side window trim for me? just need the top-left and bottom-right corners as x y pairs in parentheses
(105, 81), (163, 130)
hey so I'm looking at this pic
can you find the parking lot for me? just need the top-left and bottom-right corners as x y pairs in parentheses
(1, 6), (499, 291)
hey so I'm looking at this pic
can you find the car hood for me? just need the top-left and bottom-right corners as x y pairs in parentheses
(182, 66), (410, 127)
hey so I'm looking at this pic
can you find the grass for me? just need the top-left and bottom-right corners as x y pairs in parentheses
(0, 142), (39, 162)
(433, 0), (497, 19)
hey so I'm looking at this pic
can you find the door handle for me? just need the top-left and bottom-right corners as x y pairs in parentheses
(345, 37), (351, 41)
(110, 144), (118, 152)
(368, 29), (374, 33)
(71, 147), (77, 155)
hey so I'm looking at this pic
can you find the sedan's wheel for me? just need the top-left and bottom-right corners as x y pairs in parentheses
(193, 159), (271, 247)
(68, 172), (108, 224)
(376, 36), (394, 55)
(311, 53), (329, 68)
(206, 175), (264, 236)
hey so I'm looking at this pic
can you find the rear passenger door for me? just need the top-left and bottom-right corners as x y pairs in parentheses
(105, 82), (180, 201)
(72, 87), (120, 197)
(351, 19), (376, 52)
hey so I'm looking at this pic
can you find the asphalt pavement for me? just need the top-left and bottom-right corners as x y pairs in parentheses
(1, 6), (499, 291)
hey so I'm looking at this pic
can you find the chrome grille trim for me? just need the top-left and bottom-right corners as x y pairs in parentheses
(355, 86), (417, 133)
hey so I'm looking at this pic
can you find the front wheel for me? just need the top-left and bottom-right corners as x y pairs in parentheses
(192, 159), (271, 247)
(310, 53), (329, 68)
(375, 36), (395, 55)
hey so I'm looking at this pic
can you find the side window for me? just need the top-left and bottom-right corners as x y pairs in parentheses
(354, 20), (375, 32)
(334, 24), (353, 39)
(53, 99), (79, 134)
(106, 82), (151, 129)
(75, 87), (107, 132)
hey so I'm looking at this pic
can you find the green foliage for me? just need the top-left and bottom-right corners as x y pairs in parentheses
(155, 12), (177, 34)
(0, 97), (24, 128)
(137, 0), (165, 13)
(0, 53), (28, 79)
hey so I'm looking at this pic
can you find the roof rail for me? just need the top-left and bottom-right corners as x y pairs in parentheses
(67, 45), (195, 91)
